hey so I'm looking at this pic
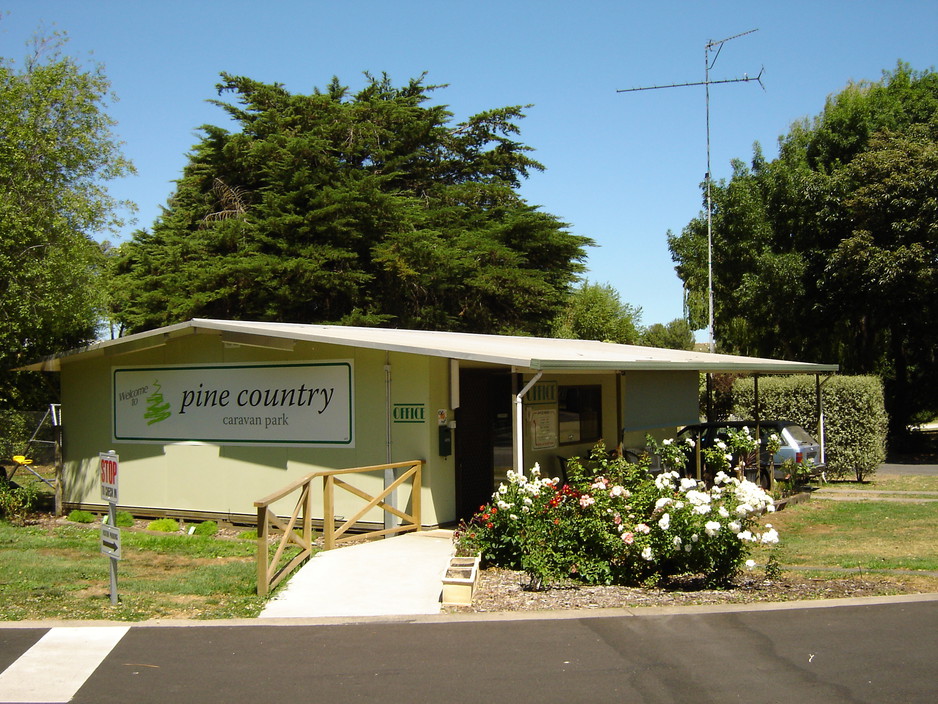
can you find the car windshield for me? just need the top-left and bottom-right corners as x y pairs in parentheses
(784, 425), (816, 443)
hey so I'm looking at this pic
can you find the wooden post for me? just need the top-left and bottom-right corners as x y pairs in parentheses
(303, 480), (312, 549)
(53, 422), (63, 517)
(411, 462), (422, 530)
(705, 373), (714, 422)
(695, 435), (702, 481)
(323, 474), (335, 550)
(256, 506), (269, 598)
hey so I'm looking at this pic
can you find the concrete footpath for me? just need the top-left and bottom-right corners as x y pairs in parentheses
(258, 529), (455, 619)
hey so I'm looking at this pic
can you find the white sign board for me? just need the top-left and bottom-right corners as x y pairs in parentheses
(99, 452), (119, 503)
(112, 362), (354, 446)
(100, 524), (121, 560)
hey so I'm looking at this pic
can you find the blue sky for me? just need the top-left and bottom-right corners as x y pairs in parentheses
(3, 1), (935, 335)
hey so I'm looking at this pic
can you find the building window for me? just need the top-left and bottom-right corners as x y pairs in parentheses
(557, 385), (602, 445)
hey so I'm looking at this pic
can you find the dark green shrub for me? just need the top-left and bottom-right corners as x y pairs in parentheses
(0, 481), (41, 524)
(0, 411), (31, 460)
(115, 511), (135, 527)
(732, 375), (887, 481)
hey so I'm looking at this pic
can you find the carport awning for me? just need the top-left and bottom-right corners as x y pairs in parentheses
(17, 318), (839, 375)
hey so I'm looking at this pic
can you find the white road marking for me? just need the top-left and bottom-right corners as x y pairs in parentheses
(0, 626), (129, 703)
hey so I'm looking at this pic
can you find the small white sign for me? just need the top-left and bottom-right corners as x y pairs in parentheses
(99, 452), (119, 503)
(101, 524), (121, 560)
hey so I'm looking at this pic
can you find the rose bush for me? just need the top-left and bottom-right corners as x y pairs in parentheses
(455, 442), (778, 589)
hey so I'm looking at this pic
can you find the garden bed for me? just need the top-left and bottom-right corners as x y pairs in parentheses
(445, 566), (937, 613)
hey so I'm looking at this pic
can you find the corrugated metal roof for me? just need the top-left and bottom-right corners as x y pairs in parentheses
(18, 318), (839, 374)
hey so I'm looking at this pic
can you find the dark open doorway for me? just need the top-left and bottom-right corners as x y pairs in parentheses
(454, 369), (512, 521)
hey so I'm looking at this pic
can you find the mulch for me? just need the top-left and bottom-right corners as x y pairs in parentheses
(445, 566), (934, 614)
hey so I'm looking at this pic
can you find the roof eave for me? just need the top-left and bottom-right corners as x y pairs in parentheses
(531, 359), (839, 374)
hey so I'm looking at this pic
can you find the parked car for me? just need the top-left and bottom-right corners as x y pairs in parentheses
(675, 420), (824, 486)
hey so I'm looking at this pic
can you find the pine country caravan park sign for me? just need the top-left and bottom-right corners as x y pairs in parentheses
(112, 362), (353, 446)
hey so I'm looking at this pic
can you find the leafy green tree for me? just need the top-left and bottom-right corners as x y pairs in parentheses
(551, 281), (642, 344)
(0, 30), (133, 407)
(641, 318), (695, 350)
(668, 62), (938, 433)
(109, 73), (591, 336)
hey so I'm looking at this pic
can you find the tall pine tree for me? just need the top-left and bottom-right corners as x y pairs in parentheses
(109, 73), (591, 336)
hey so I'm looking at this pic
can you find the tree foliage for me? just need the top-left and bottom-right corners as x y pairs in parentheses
(109, 73), (591, 336)
(668, 62), (938, 432)
(551, 281), (642, 344)
(0, 30), (133, 407)
(641, 318), (695, 351)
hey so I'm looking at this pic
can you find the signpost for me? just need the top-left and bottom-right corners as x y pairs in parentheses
(99, 451), (120, 605)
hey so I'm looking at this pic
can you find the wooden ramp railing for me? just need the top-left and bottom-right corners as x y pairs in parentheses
(254, 460), (424, 597)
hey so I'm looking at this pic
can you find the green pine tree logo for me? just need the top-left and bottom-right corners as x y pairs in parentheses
(144, 380), (172, 425)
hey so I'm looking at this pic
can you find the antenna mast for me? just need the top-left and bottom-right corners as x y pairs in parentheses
(618, 29), (763, 353)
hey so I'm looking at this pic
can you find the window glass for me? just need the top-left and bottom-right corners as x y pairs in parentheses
(784, 425), (815, 443)
(557, 385), (602, 445)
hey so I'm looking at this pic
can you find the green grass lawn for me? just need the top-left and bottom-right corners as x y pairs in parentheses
(0, 521), (269, 621)
(764, 494), (938, 572)
(824, 472), (938, 495)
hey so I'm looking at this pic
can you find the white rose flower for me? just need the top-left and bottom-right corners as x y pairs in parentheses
(760, 528), (780, 544)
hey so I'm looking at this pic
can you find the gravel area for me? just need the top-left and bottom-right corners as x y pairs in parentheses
(445, 566), (935, 614)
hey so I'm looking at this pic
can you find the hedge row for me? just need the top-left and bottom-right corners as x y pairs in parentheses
(732, 375), (887, 481)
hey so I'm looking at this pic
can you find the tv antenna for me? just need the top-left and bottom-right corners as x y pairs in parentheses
(618, 28), (764, 354)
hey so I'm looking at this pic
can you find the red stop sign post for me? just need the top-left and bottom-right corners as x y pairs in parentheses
(99, 451), (120, 605)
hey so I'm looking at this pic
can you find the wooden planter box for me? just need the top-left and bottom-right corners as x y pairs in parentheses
(441, 555), (481, 606)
